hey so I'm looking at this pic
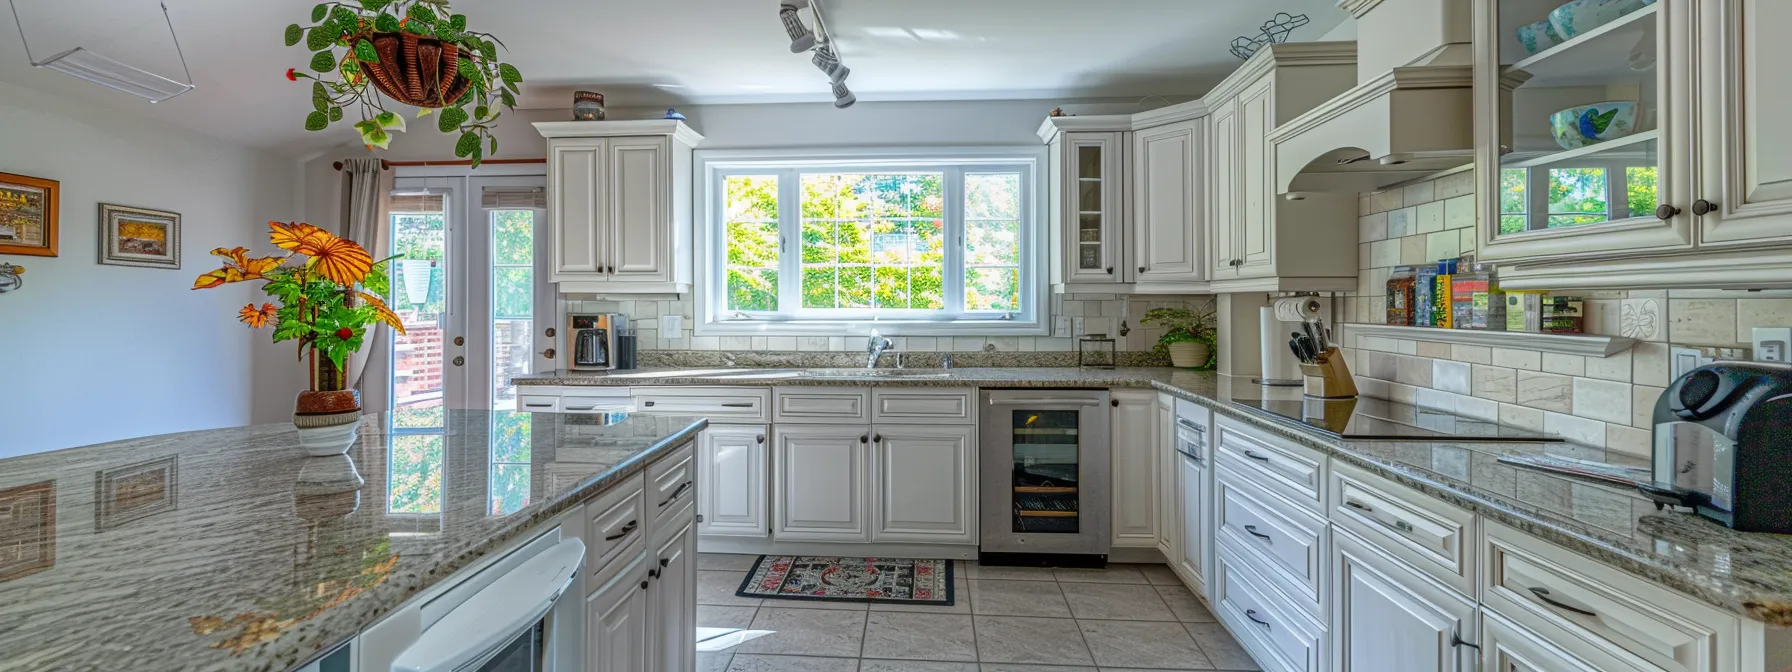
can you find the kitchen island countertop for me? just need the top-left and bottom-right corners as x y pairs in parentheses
(0, 410), (705, 672)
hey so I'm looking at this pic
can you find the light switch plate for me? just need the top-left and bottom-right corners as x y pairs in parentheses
(1752, 327), (1792, 362)
(1670, 346), (1709, 381)
(659, 314), (683, 334)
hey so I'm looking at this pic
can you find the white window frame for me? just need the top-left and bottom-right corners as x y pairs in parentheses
(694, 147), (1049, 337)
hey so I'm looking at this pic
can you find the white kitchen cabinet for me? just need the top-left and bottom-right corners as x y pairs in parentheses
(1133, 121), (1206, 285)
(1331, 530), (1477, 672)
(649, 516), (698, 672)
(1696, 0), (1792, 246)
(1110, 389), (1159, 548)
(772, 425), (870, 542)
(535, 120), (702, 294)
(586, 553), (650, 672)
(1236, 79), (1275, 278)
(1157, 395), (1182, 570)
(871, 424), (976, 544)
(1209, 96), (1241, 281)
(697, 424), (768, 538)
(1173, 399), (1212, 596)
(1044, 129), (1129, 286)
(1478, 609), (1633, 672)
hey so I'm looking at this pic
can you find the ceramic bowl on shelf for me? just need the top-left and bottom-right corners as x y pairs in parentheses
(1549, 0), (1656, 39)
(1516, 18), (1566, 55)
(1549, 101), (1639, 149)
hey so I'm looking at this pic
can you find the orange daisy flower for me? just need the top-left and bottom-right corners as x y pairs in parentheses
(267, 221), (374, 287)
(238, 303), (277, 328)
(193, 247), (287, 289)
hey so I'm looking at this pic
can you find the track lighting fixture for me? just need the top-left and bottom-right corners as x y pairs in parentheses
(811, 45), (850, 83)
(780, 0), (817, 53)
(832, 80), (856, 109)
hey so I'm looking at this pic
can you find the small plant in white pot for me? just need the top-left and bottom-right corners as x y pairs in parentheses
(1141, 304), (1217, 369)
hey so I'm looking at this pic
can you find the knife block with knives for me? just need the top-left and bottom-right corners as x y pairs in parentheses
(1288, 318), (1356, 399)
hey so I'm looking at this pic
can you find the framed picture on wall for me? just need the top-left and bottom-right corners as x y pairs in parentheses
(99, 203), (181, 269)
(0, 171), (59, 257)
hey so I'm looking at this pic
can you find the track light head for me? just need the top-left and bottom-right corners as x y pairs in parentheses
(811, 46), (851, 83)
(780, 1), (817, 53)
(832, 80), (856, 109)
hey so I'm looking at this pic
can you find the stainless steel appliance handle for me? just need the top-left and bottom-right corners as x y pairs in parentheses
(987, 397), (1104, 407)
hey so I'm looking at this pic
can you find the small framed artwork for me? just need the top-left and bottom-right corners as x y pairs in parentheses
(0, 480), (56, 582)
(0, 171), (59, 257)
(99, 203), (181, 269)
(94, 456), (178, 532)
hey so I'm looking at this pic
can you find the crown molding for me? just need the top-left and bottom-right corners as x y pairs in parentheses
(1337, 0), (1390, 19)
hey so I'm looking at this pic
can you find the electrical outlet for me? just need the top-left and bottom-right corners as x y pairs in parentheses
(1753, 327), (1792, 363)
(659, 314), (683, 334)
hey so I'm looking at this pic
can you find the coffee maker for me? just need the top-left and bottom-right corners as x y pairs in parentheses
(567, 314), (630, 371)
(1641, 362), (1792, 532)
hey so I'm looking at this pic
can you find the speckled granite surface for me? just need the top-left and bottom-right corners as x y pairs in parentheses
(0, 410), (705, 672)
(518, 366), (1792, 625)
(635, 349), (1174, 369)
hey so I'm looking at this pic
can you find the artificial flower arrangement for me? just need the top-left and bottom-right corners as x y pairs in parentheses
(193, 222), (405, 433)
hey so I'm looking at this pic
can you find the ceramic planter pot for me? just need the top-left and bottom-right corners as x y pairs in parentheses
(294, 389), (361, 456)
(1168, 341), (1211, 368)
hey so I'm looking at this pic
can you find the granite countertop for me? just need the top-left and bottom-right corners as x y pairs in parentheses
(519, 366), (1792, 625)
(0, 410), (706, 672)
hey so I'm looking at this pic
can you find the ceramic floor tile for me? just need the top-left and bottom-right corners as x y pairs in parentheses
(1183, 623), (1260, 671)
(857, 661), (979, 672)
(738, 608), (868, 657)
(757, 597), (871, 611)
(1139, 564), (1183, 586)
(968, 580), (1071, 618)
(700, 553), (763, 571)
(861, 613), (978, 662)
(698, 651), (733, 672)
(963, 562), (1060, 581)
(700, 571), (764, 607)
(699, 605), (760, 629)
(1153, 584), (1218, 623)
(1058, 582), (1176, 621)
(1052, 566), (1148, 584)
(972, 616), (1094, 666)
(726, 654), (861, 671)
(977, 665), (1097, 672)
(870, 580), (971, 614)
(1078, 620), (1213, 669)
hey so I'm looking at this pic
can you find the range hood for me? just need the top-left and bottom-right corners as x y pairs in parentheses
(1266, 0), (1476, 195)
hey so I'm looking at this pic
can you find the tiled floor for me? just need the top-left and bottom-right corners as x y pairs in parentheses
(696, 553), (1262, 672)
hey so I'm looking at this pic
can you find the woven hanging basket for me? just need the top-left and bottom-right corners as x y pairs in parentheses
(356, 32), (473, 108)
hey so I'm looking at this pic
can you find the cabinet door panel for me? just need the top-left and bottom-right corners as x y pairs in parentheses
(871, 424), (975, 543)
(609, 137), (670, 280)
(1061, 132), (1127, 284)
(1157, 398), (1182, 567)
(552, 140), (605, 277)
(699, 425), (768, 538)
(650, 519), (697, 672)
(1110, 390), (1158, 547)
(1209, 99), (1240, 276)
(1178, 450), (1207, 591)
(1238, 82), (1275, 275)
(1699, 0), (1792, 245)
(773, 426), (869, 541)
(587, 555), (648, 672)
(1135, 122), (1203, 282)
(1332, 531), (1475, 672)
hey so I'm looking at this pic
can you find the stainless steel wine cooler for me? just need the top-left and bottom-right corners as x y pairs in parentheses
(978, 389), (1111, 564)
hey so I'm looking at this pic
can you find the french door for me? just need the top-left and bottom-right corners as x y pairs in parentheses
(383, 171), (554, 516)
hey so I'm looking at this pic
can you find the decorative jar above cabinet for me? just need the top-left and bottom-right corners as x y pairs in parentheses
(535, 120), (704, 295)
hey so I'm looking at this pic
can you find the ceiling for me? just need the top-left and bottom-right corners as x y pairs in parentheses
(0, 0), (1347, 157)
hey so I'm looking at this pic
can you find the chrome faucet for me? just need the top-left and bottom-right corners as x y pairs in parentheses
(866, 330), (894, 369)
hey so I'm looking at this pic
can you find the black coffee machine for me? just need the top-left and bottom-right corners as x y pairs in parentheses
(1639, 362), (1792, 533)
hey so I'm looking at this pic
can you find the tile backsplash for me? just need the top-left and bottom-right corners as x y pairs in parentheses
(1341, 169), (1791, 457)
(562, 294), (1216, 356)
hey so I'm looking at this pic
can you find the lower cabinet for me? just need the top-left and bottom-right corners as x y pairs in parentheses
(1330, 530), (1476, 672)
(1478, 609), (1618, 672)
(773, 425), (871, 542)
(1111, 389), (1160, 547)
(649, 516), (698, 672)
(586, 554), (650, 672)
(871, 424), (976, 544)
(697, 424), (768, 538)
(586, 450), (699, 672)
(1177, 436), (1208, 595)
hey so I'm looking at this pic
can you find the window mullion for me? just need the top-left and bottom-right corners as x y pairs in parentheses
(778, 169), (801, 317)
(944, 167), (966, 317)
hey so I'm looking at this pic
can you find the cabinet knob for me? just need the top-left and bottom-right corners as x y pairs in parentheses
(1693, 199), (1718, 216)
(1655, 204), (1683, 220)
(1111, 399), (1119, 407)
(640, 580), (650, 590)
(1138, 266), (1147, 274)
(545, 327), (556, 338)
(539, 348), (556, 359)
(873, 434), (882, 443)
(1105, 266), (1114, 274)
(860, 435), (869, 444)
(660, 557), (670, 568)
(756, 435), (766, 444)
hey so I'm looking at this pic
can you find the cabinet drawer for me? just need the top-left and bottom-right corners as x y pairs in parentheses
(871, 388), (974, 423)
(519, 395), (562, 413)
(1328, 461), (1476, 597)
(588, 474), (646, 584)
(632, 387), (770, 423)
(1483, 520), (1736, 672)
(774, 388), (870, 424)
(1215, 415), (1326, 511)
(1214, 544), (1326, 672)
(647, 442), (696, 534)
(1216, 465), (1328, 617)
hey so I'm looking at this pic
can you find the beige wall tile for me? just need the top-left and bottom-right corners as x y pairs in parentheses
(1405, 180), (1436, 206)
(1472, 365), (1518, 403)
(1632, 385), (1665, 428)
(692, 336), (720, 350)
(1500, 403), (1546, 431)
(1460, 228), (1477, 256)
(1541, 353), (1586, 377)
(987, 336), (1020, 352)
(1425, 231), (1458, 262)
(1388, 208), (1415, 238)
(1571, 377), (1632, 424)
(1372, 239), (1401, 268)
(1360, 211), (1389, 242)
(1397, 338), (1419, 355)
(1632, 342), (1670, 387)
(1434, 359), (1472, 394)
(1452, 344), (1493, 365)
(1457, 394), (1500, 421)
(1368, 189), (1405, 214)
(1390, 382), (1418, 405)
(1669, 299), (1740, 346)
(1516, 371), (1573, 412)
(767, 336), (797, 351)
(1606, 425), (1651, 458)
(1401, 235), (1430, 265)
(1444, 195), (1475, 230)
(1545, 411), (1606, 446)
(1435, 171), (1475, 199)
(1493, 347), (1543, 371)
(1396, 355), (1434, 387)
(1416, 200), (1446, 234)
(954, 337), (987, 351)
(1737, 299), (1792, 339)
(1417, 341), (1452, 359)
(1585, 350), (1632, 383)
(1585, 299), (1622, 336)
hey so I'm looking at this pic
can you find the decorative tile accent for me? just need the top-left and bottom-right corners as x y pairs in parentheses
(1621, 298), (1664, 341)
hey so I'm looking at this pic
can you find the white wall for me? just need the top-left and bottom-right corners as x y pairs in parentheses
(0, 81), (297, 457)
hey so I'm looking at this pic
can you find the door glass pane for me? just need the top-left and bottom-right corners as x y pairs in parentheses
(1011, 409), (1080, 534)
(390, 200), (448, 426)
(491, 209), (536, 410)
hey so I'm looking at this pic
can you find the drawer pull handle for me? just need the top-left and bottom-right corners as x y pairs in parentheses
(1527, 587), (1597, 617)
(1346, 500), (1373, 512)
(525, 403), (553, 409)
(1244, 609), (1271, 629)
(604, 520), (638, 541)
(1348, 500), (1416, 533)
(659, 481), (693, 508)
(720, 402), (754, 408)
(1243, 525), (1272, 543)
(565, 405), (597, 412)
(643, 401), (656, 407)
(1175, 418), (1206, 433)
(1451, 633), (1480, 650)
(1243, 450), (1272, 463)
(1175, 448), (1203, 464)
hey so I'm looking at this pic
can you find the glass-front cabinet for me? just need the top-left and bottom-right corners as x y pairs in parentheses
(1046, 129), (1127, 286)
(1477, 0), (1696, 263)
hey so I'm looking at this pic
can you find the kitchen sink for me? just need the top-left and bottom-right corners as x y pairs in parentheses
(797, 368), (955, 379)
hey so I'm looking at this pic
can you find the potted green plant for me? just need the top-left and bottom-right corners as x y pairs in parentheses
(1140, 304), (1217, 369)
(283, 0), (522, 167)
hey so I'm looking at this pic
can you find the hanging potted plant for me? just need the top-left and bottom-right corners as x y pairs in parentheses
(192, 222), (406, 455)
(284, 0), (523, 167)
(1141, 304), (1218, 369)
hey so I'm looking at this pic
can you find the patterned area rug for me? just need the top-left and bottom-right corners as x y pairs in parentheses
(736, 556), (955, 605)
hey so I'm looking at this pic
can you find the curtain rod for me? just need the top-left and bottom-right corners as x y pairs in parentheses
(332, 158), (547, 170)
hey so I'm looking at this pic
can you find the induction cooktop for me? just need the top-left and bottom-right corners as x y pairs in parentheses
(1230, 396), (1563, 442)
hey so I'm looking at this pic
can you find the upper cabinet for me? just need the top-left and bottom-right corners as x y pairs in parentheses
(535, 120), (703, 295)
(1044, 129), (1130, 287)
(1134, 121), (1205, 285)
(1479, 0), (1792, 288)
